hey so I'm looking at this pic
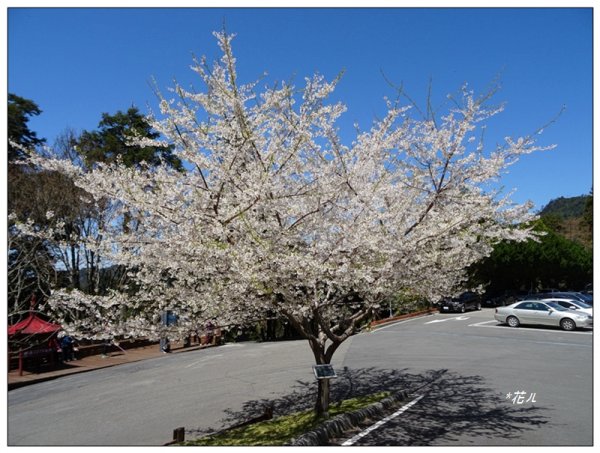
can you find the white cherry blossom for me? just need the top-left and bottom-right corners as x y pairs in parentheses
(22, 32), (553, 415)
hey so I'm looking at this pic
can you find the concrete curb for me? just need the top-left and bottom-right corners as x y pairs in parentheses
(288, 390), (409, 446)
(368, 309), (438, 330)
(7, 358), (143, 390)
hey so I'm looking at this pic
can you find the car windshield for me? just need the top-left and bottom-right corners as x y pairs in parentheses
(543, 299), (592, 309)
(454, 292), (477, 301)
(546, 302), (569, 311)
(570, 300), (592, 309)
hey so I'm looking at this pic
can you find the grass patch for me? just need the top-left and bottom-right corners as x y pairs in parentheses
(182, 391), (390, 446)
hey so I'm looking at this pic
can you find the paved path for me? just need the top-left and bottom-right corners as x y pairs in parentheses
(8, 339), (352, 446)
(8, 341), (212, 390)
(7, 311), (434, 390)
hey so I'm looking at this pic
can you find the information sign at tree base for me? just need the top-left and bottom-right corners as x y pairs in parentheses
(313, 364), (337, 380)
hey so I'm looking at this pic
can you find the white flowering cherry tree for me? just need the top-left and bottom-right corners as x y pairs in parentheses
(29, 32), (551, 417)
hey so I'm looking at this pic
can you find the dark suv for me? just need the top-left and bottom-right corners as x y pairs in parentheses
(439, 292), (482, 313)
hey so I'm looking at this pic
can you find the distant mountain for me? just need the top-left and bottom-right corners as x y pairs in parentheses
(539, 194), (592, 249)
(540, 195), (590, 218)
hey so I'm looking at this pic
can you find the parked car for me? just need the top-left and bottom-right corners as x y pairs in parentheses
(552, 292), (593, 306)
(519, 292), (593, 306)
(439, 292), (482, 313)
(482, 291), (528, 308)
(494, 300), (593, 331)
(540, 298), (593, 316)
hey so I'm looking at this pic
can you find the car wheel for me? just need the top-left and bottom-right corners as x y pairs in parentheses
(507, 316), (520, 328)
(460, 305), (466, 313)
(560, 318), (576, 331)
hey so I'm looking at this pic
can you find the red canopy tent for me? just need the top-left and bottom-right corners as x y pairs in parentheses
(8, 312), (62, 336)
(8, 295), (63, 375)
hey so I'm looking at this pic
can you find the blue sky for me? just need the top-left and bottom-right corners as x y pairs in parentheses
(7, 7), (593, 210)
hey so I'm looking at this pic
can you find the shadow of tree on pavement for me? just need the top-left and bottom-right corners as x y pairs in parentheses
(335, 368), (550, 446)
(186, 367), (549, 445)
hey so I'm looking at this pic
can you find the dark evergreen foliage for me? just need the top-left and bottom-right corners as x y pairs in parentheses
(8, 93), (46, 161)
(469, 218), (593, 295)
(77, 107), (183, 170)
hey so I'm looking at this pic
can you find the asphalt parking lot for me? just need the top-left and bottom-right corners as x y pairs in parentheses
(337, 308), (593, 446)
(8, 308), (592, 446)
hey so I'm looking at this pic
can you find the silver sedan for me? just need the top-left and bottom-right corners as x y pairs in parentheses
(495, 300), (593, 331)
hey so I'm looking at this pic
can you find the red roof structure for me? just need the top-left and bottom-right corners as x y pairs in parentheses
(8, 313), (62, 336)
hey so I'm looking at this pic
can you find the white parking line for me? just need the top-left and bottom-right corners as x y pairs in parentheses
(425, 315), (470, 324)
(341, 395), (424, 446)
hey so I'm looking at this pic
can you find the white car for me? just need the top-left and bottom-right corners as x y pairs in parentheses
(540, 298), (593, 316)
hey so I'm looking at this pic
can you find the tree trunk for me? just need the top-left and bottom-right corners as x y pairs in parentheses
(310, 339), (332, 418)
(70, 243), (80, 290)
(315, 377), (331, 418)
(282, 310), (348, 419)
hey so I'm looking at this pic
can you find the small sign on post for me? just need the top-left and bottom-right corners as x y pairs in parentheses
(313, 364), (337, 380)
